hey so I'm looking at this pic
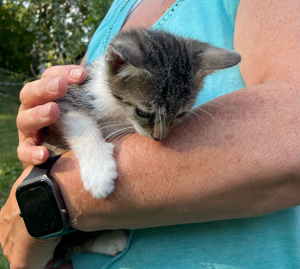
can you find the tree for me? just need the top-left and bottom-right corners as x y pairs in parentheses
(0, 3), (35, 77)
(0, 0), (113, 78)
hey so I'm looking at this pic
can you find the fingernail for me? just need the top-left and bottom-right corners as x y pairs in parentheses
(33, 150), (44, 162)
(70, 68), (83, 79)
(48, 77), (59, 93)
(39, 104), (51, 118)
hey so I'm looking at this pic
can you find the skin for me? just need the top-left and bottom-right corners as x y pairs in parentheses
(0, 0), (299, 268)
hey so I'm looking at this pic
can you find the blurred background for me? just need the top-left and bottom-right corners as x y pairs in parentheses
(0, 0), (112, 267)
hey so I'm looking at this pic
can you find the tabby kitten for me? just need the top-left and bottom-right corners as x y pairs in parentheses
(43, 28), (241, 199)
(43, 28), (241, 259)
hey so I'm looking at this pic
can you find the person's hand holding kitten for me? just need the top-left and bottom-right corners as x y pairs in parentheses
(0, 65), (86, 269)
(17, 65), (87, 167)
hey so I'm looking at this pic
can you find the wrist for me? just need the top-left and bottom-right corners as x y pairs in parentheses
(16, 157), (74, 239)
(0, 170), (61, 269)
(49, 151), (121, 231)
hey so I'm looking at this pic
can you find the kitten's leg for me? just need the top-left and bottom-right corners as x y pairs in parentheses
(62, 111), (117, 198)
(82, 230), (129, 257)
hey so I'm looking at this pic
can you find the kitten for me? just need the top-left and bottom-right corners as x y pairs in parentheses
(43, 28), (241, 260)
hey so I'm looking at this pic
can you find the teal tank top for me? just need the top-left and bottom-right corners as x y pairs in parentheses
(73, 1), (300, 268)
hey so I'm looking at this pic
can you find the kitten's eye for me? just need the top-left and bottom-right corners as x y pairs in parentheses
(136, 107), (151, 118)
(176, 112), (187, 118)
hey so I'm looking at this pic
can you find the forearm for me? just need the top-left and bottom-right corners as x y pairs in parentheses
(51, 79), (300, 231)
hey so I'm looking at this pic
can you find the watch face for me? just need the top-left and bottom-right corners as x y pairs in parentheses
(17, 179), (64, 238)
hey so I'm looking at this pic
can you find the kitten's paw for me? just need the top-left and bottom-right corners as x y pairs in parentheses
(87, 230), (128, 257)
(80, 143), (118, 199)
(82, 157), (118, 199)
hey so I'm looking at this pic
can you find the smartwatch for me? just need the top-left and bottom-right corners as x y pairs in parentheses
(16, 155), (75, 239)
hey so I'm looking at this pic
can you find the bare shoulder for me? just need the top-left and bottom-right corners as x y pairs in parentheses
(234, 0), (299, 86)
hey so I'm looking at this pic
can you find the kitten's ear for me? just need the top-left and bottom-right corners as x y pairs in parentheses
(200, 47), (241, 71)
(105, 45), (127, 74)
(105, 44), (147, 78)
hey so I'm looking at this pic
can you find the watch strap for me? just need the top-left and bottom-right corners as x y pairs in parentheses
(23, 155), (62, 182)
(17, 155), (77, 239)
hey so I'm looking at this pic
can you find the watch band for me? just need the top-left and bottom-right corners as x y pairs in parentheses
(17, 155), (76, 239)
(23, 155), (62, 182)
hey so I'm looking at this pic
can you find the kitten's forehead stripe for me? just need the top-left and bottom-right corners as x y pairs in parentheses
(136, 30), (193, 113)
(106, 28), (240, 133)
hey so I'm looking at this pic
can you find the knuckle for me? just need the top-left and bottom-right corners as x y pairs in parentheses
(16, 110), (33, 133)
(16, 110), (29, 132)
(2, 248), (8, 259)
(19, 83), (31, 105)
(42, 65), (57, 78)
(17, 145), (24, 161)
(41, 66), (52, 78)
(9, 261), (27, 269)
(16, 114), (21, 129)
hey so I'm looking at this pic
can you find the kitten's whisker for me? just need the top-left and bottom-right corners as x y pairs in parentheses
(197, 107), (218, 124)
(159, 106), (162, 141)
(114, 132), (138, 154)
(113, 128), (135, 140)
(112, 126), (135, 137)
(189, 110), (207, 124)
(209, 100), (231, 110)
(113, 131), (134, 154)
(114, 131), (138, 154)
(98, 122), (130, 128)
(98, 123), (132, 132)
(154, 108), (158, 136)
(98, 121), (128, 126)
(187, 112), (198, 127)
(187, 112), (204, 128)
(203, 102), (231, 112)
(104, 127), (135, 141)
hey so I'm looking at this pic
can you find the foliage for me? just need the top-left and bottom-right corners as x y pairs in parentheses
(0, 83), (22, 269)
(0, 4), (35, 77)
(1, 0), (113, 78)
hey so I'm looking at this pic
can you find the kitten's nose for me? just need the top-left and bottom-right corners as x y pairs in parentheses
(152, 124), (169, 141)
(151, 135), (160, 141)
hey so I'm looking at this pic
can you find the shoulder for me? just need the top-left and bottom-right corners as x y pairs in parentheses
(234, 0), (299, 86)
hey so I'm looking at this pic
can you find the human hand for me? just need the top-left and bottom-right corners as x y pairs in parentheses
(0, 168), (63, 269)
(17, 65), (87, 167)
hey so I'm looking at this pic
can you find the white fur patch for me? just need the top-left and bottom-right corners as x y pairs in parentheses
(85, 58), (126, 121)
(62, 111), (117, 198)
(87, 230), (128, 256)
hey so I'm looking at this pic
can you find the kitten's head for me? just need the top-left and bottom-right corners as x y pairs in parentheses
(105, 29), (240, 140)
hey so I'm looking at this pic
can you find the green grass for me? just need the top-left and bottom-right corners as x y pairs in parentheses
(0, 87), (23, 269)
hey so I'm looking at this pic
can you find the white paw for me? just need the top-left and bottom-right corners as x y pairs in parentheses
(80, 143), (118, 199)
(88, 230), (129, 256)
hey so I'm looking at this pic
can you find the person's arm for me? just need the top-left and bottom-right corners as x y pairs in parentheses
(1, 0), (299, 267)
(0, 167), (62, 269)
(1, 66), (87, 269)
(50, 0), (299, 231)
(54, 80), (299, 231)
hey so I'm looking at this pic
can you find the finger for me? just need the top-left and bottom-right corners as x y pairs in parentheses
(17, 102), (60, 135)
(17, 141), (49, 165)
(42, 65), (87, 84)
(20, 76), (68, 110)
(20, 65), (87, 109)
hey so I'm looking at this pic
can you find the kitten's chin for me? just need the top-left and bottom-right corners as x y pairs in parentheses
(132, 123), (153, 140)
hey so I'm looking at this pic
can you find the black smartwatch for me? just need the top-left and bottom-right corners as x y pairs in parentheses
(16, 155), (75, 239)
